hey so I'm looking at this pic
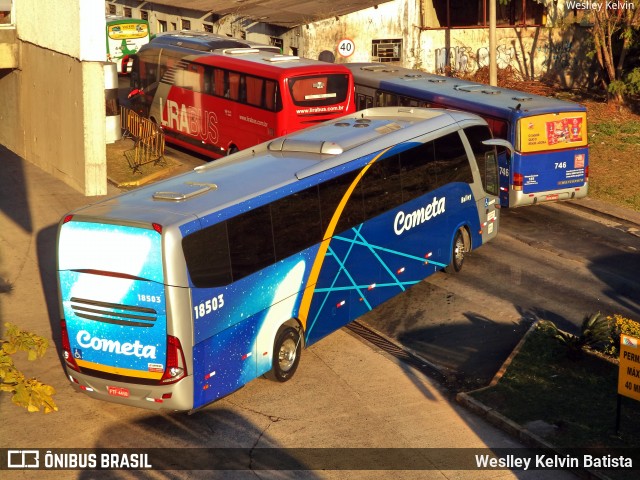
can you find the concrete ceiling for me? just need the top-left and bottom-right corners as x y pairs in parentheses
(145, 0), (384, 28)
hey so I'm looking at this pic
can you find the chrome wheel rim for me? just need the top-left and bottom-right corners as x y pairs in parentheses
(453, 236), (465, 268)
(278, 338), (297, 372)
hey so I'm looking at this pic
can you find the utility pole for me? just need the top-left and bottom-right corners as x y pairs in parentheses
(489, 0), (497, 86)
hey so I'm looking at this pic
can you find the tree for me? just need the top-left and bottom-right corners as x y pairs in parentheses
(590, 2), (640, 103)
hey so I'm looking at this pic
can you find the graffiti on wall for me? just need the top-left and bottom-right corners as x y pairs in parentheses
(435, 44), (524, 74)
(537, 41), (572, 69)
(434, 46), (471, 73)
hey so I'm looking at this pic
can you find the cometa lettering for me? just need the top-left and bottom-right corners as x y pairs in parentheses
(394, 197), (446, 235)
(76, 330), (157, 359)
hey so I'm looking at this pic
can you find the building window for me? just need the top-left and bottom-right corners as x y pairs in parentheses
(182, 19), (191, 30)
(158, 20), (167, 33)
(271, 37), (283, 53)
(203, 23), (213, 32)
(431, 0), (545, 27)
(372, 39), (402, 62)
(141, 10), (149, 21)
(171, 22), (177, 30)
(123, 7), (132, 18)
(108, 4), (116, 15)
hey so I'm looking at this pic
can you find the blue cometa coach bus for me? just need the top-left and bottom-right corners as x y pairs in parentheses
(57, 107), (509, 411)
(346, 63), (589, 208)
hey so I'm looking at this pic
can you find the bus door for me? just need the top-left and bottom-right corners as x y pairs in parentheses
(463, 126), (505, 243)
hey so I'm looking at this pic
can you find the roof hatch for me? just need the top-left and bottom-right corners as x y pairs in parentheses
(153, 182), (217, 201)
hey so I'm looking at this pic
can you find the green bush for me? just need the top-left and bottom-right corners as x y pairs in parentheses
(606, 314), (640, 356)
(545, 313), (611, 359)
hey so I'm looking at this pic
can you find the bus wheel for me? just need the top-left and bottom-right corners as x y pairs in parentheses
(227, 145), (238, 155)
(266, 326), (301, 382)
(444, 228), (466, 273)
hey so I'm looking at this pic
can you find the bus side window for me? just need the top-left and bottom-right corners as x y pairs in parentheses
(228, 71), (241, 101)
(203, 67), (213, 95)
(357, 94), (372, 111)
(319, 171), (364, 234)
(485, 117), (509, 139)
(182, 222), (232, 288)
(432, 133), (474, 187)
(375, 91), (397, 107)
(213, 69), (225, 97)
(374, 91), (380, 106)
(228, 205), (275, 281)
(362, 154), (402, 219)
(265, 80), (277, 111)
(399, 141), (438, 200)
(246, 76), (264, 108)
(271, 186), (322, 260)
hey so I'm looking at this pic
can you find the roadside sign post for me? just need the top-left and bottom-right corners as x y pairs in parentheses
(616, 334), (640, 433)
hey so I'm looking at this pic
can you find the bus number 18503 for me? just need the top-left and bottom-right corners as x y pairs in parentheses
(194, 294), (225, 320)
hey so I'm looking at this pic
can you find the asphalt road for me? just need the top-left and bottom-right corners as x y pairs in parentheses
(361, 201), (640, 389)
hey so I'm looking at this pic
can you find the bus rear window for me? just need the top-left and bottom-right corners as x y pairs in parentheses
(289, 74), (349, 108)
(58, 222), (164, 283)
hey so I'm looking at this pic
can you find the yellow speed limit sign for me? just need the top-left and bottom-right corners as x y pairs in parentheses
(618, 334), (640, 402)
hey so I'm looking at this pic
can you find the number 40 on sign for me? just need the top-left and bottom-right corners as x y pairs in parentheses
(338, 38), (354, 58)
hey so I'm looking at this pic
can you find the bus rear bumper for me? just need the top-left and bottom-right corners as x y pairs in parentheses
(510, 184), (588, 208)
(65, 367), (194, 412)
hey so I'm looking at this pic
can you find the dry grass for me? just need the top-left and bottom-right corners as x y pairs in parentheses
(583, 100), (640, 212)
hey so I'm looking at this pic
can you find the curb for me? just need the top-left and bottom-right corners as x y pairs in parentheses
(562, 198), (640, 237)
(456, 320), (614, 480)
(107, 163), (179, 188)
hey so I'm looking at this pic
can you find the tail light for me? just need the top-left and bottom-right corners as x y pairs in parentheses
(513, 173), (523, 191)
(585, 165), (589, 181)
(160, 335), (187, 384)
(60, 319), (80, 372)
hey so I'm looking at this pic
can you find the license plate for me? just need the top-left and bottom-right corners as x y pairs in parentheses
(546, 194), (559, 201)
(107, 386), (130, 398)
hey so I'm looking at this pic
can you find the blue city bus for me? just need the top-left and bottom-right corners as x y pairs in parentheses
(346, 63), (589, 208)
(57, 107), (507, 411)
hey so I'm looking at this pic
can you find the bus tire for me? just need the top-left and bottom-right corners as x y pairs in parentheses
(227, 145), (238, 155)
(444, 228), (467, 273)
(265, 326), (302, 382)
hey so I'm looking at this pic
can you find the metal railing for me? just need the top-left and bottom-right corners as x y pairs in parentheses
(120, 106), (165, 174)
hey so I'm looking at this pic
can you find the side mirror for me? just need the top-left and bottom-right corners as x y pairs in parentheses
(482, 138), (514, 157)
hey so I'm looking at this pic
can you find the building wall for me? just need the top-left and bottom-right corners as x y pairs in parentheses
(0, 0), (107, 196)
(104, 0), (594, 89)
(303, 0), (593, 89)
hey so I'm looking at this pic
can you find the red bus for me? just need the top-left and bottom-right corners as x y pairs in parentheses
(129, 32), (355, 158)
